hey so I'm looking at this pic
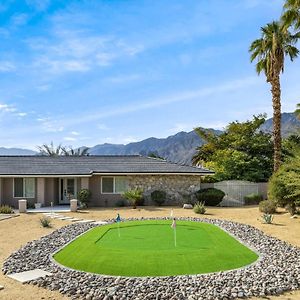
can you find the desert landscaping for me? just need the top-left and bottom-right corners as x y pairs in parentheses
(0, 206), (299, 300)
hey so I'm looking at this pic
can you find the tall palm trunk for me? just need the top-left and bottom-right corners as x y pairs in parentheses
(271, 75), (282, 172)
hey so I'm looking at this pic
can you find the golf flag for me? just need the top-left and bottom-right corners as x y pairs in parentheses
(116, 213), (121, 223)
(171, 218), (176, 229)
(116, 213), (121, 237)
(171, 218), (177, 247)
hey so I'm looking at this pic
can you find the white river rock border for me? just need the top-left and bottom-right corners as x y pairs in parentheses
(2, 217), (300, 300)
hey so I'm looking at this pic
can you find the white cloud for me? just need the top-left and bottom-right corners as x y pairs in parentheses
(57, 76), (261, 128)
(0, 61), (15, 72)
(71, 131), (79, 136)
(97, 124), (109, 130)
(17, 112), (27, 117)
(10, 13), (29, 27)
(64, 136), (76, 141)
(27, 28), (143, 74)
(36, 116), (64, 132)
(0, 103), (17, 113)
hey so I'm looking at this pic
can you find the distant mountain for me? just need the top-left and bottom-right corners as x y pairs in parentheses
(0, 112), (299, 164)
(260, 112), (300, 137)
(0, 147), (36, 155)
(89, 129), (221, 165)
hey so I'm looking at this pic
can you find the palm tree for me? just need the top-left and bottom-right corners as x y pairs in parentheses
(37, 142), (63, 156)
(249, 21), (299, 172)
(282, 0), (300, 30)
(61, 146), (89, 156)
(295, 103), (300, 120)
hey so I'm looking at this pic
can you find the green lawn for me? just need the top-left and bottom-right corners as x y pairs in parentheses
(54, 220), (258, 277)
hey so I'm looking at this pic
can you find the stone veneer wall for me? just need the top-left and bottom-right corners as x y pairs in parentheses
(127, 175), (201, 205)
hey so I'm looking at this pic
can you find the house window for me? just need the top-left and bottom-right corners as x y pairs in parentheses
(14, 178), (35, 198)
(101, 177), (127, 194)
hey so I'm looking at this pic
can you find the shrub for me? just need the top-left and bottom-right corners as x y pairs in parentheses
(27, 201), (35, 209)
(193, 201), (206, 214)
(115, 199), (127, 207)
(285, 203), (297, 216)
(123, 188), (144, 209)
(194, 188), (225, 206)
(78, 189), (92, 208)
(151, 190), (167, 206)
(40, 217), (51, 228)
(259, 200), (277, 214)
(262, 213), (274, 224)
(268, 154), (300, 208)
(0, 205), (14, 214)
(244, 193), (264, 205)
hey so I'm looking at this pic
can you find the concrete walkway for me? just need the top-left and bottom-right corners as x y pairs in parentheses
(7, 269), (52, 284)
(27, 205), (71, 213)
(42, 212), (108, 224)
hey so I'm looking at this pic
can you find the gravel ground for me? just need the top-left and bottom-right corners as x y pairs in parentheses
(2, 215), (300, 300)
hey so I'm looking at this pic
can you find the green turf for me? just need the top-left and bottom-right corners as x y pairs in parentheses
(54, 220), (258, 277)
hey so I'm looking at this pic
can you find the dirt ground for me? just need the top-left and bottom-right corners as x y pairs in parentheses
(0, 206), (299, 300)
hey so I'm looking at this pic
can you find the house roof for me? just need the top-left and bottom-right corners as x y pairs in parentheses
(0, 155), (213, 176)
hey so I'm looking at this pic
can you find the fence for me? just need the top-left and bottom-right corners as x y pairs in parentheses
(201, 180), (268, 207)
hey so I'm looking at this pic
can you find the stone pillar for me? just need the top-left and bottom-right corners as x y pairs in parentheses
(19, 199), (27, 213)
(70, 199), (77, 212)
(37, 178), (45, 206)
(81, 177), (89, 190)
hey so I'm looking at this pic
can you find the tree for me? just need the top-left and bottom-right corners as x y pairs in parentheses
(37, 143), (89, 156)
(192, 115), (273, 182)
(61, 146), (89, 156)
(282, 134), (300, 159)
(249, 21), (299, 172)
(282, 0), (300, 30)
(37, 142), (63, 156)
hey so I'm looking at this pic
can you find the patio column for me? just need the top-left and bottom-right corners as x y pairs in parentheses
(37, 178), (45, 206)
(81, 177), (89, 190)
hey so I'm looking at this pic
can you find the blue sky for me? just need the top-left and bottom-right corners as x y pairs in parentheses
(0, 0), (299, 149)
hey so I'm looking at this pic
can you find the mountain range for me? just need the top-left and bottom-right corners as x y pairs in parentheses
(1, 112), (299, 164)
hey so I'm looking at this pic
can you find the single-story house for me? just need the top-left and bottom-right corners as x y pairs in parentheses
(0, 155), (214, 207)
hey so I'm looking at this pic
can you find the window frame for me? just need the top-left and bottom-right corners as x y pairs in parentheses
(101, 176), (127, 194)
(13, 177), (36, 198)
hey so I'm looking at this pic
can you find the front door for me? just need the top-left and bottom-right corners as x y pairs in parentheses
(59, 178), (76, 204)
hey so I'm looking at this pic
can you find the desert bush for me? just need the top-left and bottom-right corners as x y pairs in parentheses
(0, 205), (14, 214)
(40, 217), (51, 228)
(151, 190), (167, 206)
(193, 201), (206, 214)
(78, 189), (92, 208)
(195, 188), (225, 206)
(259, 200), (277, 214)
(261, 213), (274, 224)
(244, 193), (264, 205)
(123, 188), (144, 209)
(115, 199), (127, 207)
(285, 203), (297, 216)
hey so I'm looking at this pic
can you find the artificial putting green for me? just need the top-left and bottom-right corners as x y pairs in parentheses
(53, 220), (258, 277)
